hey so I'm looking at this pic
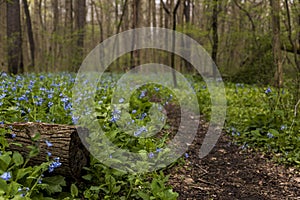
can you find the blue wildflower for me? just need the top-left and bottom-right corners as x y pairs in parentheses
(119, 98), (125, 103)
(134, 126), (147, 136)
(0, 94), (6, 99)
(11, 133), (16, 138)
(267, 132), (274, 138)
(156, 148), (162, 152)
(140, 113), (147, 120)
(132, 109), (137, 114)
(47, 151), (52, 157)
(280, 125), (286, 130)
(48, 102), (53, 108)
(265, 88), (271, 94)
(45, 140), (53, 147)
(139, 90), (146, 99)
(0, 172), (11, 181)
(110, 115), (119, 123)
(184, 153), (189, 158)
(48, 157), (62, 173)
(72, 116), (79, 124)
(148, 152), (154, 159)
(18, 95), (28, 101)
(154, 87), (160, 92)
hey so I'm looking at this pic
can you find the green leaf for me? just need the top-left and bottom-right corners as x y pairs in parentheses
(27, 145), (39, 158)
(0, 179), (8, 195)
(137, 191), (151, 200)
(13, 152), (24, 166)
(15, 167), (32, 181)
(82, 174), (93, 181)
(0, 152), (12, 171)
(71, 183), (78, 197)
(42, 175), (66, 194)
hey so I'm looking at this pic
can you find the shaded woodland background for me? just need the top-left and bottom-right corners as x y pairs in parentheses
(0, 0), (299, 86)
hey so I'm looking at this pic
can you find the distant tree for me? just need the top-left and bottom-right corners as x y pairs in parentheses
(23, 0), (35, 70)
(161, 0), (181, 87)
(74, 0), (86, 71)
(7, 0), (23, 74)
(270, 0), (283, 87)
(130, 0), (141, 70)
(211, 0), (219, 79)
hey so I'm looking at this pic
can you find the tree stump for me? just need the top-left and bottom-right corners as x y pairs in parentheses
(0, 122), (90, 179)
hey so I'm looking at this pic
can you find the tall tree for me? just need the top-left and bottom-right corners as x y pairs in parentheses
(130, 0), (141, 70)
(211, 0), (219, 78)
(270, 0), (283, 87)
(23, 0), (35, 70)
(161, 0), (181, 87)
(74, 0), (86, 71)
(7, 0), (23, 74)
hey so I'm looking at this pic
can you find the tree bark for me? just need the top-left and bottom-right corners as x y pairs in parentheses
(1, 122), (90, 179)
(22, 0), (35, 71)
(211, 0), (219, 79)
(270, 0), (283, 88)
(74, 0), (86, 71)
(130, 0), (140, 70)
(7, 0), (23, 74)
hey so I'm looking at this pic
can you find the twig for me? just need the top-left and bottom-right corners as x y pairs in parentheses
(289, 98), (300, 132)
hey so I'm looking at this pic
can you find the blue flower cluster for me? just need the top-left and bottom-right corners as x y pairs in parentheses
(134, 126), (147, 137)
(265, 87), (271, 94)
(48, 157), (62, 173)
(0, 171), (11, 181)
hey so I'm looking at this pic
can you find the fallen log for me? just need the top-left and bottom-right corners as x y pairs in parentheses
(0, 122), (90, 179)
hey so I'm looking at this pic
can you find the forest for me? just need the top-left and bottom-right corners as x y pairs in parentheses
(0, 0), (300, 199)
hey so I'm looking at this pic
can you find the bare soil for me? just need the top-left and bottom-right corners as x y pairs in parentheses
(165, 109), (300, 200)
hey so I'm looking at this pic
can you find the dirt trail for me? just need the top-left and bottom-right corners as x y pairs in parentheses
(164, 107), (300, 200)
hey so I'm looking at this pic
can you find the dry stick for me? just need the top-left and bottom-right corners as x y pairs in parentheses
(289, 99), (300, 132)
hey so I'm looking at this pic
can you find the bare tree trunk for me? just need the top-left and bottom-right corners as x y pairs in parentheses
(183, 0), (193, 73)
(284, 0), (299, 71)
(130, 0), (140, 70)
(22, 0), (35, 71)
(0, 1), (7, 71)
(211, 0), (219, 79)
(51, 0), (59, 71)
(161, 0), (180, 87)
(270, 0), (283, 88)
(74, 0), (86, 71)
(65, 0), (73, 71)
(7, 0), (23, 74)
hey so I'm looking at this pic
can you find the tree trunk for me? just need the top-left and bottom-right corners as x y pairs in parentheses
(74, 0), (86, 71)
(7, 0), (23, 74)
(1, 122), (90, 179)
(22, 0), (35, 71)
(211, 0), (219, 79)
(270, 0), (283, 88)
(130, 0), (140, 70)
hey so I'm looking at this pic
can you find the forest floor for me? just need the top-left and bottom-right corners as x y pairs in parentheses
(164, 105), (300, 200)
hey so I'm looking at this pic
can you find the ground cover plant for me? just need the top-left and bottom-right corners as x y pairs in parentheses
(0, 72), (299, 199)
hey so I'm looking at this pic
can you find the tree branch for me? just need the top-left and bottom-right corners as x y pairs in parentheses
(160, 0), (170, 15)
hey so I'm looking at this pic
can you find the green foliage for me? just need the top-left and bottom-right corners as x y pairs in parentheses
(230, 35), (275, 85)
(0, 127), (66, 199)
(224, 82), (300, 166)
(1, 72), (299, 199)
(0, 72), (180, 199)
